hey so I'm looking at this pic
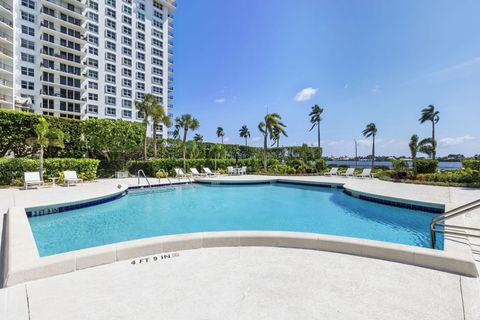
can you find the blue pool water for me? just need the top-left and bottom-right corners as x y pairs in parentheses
(28, 183), (443, 256)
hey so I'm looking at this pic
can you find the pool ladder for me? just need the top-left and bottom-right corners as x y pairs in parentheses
(430, 198), (480, 248)
(137, 170), (152, 188)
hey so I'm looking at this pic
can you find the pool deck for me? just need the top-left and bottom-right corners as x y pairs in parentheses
(0, 175), (480, 319)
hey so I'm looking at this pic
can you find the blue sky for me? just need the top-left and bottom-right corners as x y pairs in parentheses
(172, 0), (480, 157)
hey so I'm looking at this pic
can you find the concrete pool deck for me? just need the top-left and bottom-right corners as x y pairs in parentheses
(0, 175), (480, 318)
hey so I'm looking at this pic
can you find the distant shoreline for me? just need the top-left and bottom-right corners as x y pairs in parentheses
(326, 160), (462, 170)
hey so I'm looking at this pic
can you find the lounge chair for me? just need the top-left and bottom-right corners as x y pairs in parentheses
(64, 171), (82, 186)
(324, 167), (339, 176)
(174, 168), (192, 179)
(24, 172), (43, 190)
(227, 166), (235, 175)
(239, 166), (247, 175)
(357, 168), (373, 178)
(190, 167), (205, 177)
(203, 167), (219, 177)
(340, 168), (355, 177)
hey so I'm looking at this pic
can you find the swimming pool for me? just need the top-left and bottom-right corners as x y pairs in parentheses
(28, 183), (443, 256)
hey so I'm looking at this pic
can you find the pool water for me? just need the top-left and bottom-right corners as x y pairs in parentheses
(29, 183), (443, 256)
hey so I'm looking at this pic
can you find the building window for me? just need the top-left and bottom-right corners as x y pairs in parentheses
(122, 57), (132, 66)
(106, 41), (116, 51)
(105, 107), (116, 116)
(136, 52), (145, 61)
(87, 23), (98, 34)
(123, 26), (132, 35)
(106, 0), (116, 7)
(105, 74), (116, 83)
(105, 30), (116, 40)
(21, 52), (35, 63)
(122, 36), (132, 46)
(105, 85), (116, 94)
(105, 96), (116, 105)
(122, 110), (132, 118)
(136, 82), (145, 91)
(122, 68), (132, 77)
(152, 86), (162, 95)
(21, 11), (35, 23)
(88, 0), (99, 11)
(21, 81), (35, 90)
(122, 78), (132, 87)
(122, 89), (132, 97)
(122, 15), (131, 25)
(88, 46), (98, 55)
(87, 104), (98, 114)
(122, 47), (132, 56)
(106, 8), (116, 18)
(137, 12), (145, 21)
(88, 35), (99, 45)
(21, 67), (35, 77)
(136, 62), (145, 71)
(105, 63), (116, 73)
(136, 72), (145, 81)
(21, 25), (35, 36)
(122, 99), (132, 109)
(88, 81), (98, 89)
(21, 0), (35, 9)
(88, 11), (99, 22)
(106, 19), (116, 29)
(105, 52), (116, 62)
(87, 58), (99, 67)
(88, 93), (98, 101)
(88, 70), (98, 79)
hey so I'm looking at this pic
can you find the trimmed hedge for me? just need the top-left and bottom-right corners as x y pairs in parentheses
(414, 159), (438, 174)
(462, 160), (480, 171)
(0, 158), (99, 185)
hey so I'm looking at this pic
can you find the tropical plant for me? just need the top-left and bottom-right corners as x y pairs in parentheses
(216, 127), (225, 144)
(212, 143), (224, 170)
(309, 104), (324, 158)
(26, 117), (65, 180)
(135, 94), (160, 160)
(409, 134), (436, 175)
(175, 114), (200, 169)
(258, 113), (287, 171)
(419, 105), (440, 160)
(150, 104), (172, 158)
(239, 125), (250, 146)
(362, 123), (377, 169)
(193, 133), (204, 142)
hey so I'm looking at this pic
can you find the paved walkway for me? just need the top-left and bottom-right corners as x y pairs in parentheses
(2, 247), (480, 320)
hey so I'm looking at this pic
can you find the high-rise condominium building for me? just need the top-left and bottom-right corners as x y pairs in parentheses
(4, 0), (175, 138)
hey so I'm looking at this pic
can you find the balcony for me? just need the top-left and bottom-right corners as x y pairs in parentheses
(40, 48), (83, 67)
(0, 94), (13, 104)
(43, 0), (86, 21)
(0, 0), (13, 13)
(40, 22), (86, 44)
(0, 78), (13, 88)
(40, 64), (85, 80)
(0, 30), (12, 44)
(0, 46), (12, 59)
(0, 15), (13, 29)
(0, 62), (13, 74)
(168, 67), (174, 73)
(168, 94), (173, 100)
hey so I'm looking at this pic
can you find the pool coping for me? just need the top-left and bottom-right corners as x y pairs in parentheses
(2, 178), (478, 287)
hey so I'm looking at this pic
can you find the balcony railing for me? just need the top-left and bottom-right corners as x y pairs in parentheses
(0, 79), (13, 87)
(0, 0), (13, 12)
(0, 15), (13, 28)
(45, 0), (84, 15)
(0, 62), (13, 73)
(0, 30), (12, 42)
(0, 94), (13, 103)
(0, 46), (12, 57)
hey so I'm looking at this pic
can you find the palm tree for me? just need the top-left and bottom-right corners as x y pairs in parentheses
(239, 125), (251, 146)
(309, 104), (324, 158)
(26, 117), (65, 180)
(271, 127), (281, 147)
(258, 113), (287, 171)
(193, 133), (204, 142)
(216, 127), (225, 144)
(362, 123), (377, 169)
(175, 114), (200, 169)
(419, 105), (440, 160)
(409, 134), (435, 176)
(150, 104), (172, 158)
(135, 94), (159, 160)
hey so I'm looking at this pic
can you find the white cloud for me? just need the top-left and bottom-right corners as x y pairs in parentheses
(214, 98), (226, 104)
(223, 137), (230, 143)
(294, 87), (318, 102)
(439, 135), (475, 147)
(371, 84), (381, 94)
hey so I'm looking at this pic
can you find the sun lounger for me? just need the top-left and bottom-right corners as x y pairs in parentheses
(24, 172), (43, 190)
(190, 167), (205, 177)
(340, 168), (355, 177)
(64, 171), (82, 187)
(324, 167), (339, 176)
(357, 168), (373, 178)
(203, 167), (219, 176)
(174, 168), (192, 179)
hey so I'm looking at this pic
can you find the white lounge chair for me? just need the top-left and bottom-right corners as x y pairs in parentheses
(203, 167), (219, 177)
(64, 171), (82, 186)
(174, 168), (192, 179)
(357, 168), (373, 178)
(239, 166), (247, 175)
(190, 167), (205, 177)
(340, 168), (356, 177)
(24, 172), (43, 190)
(227, 166), (235, 175)
(324, 167), (339, 176)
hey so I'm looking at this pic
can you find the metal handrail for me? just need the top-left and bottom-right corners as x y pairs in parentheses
(430, 198), (480, 248)
(137, 169), (151, 188)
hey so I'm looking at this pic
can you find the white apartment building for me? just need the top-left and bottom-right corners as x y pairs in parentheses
(0, 0), (14, 109)
(7, 0), (174, 138)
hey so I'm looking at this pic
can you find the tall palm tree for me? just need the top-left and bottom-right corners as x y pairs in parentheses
(150, 104), (172, 158)
(193, 133), (204, 142)
(362, 123), (377, 169)
(216, 127), (225, 144)
(258, 113), (287, 171)
(26, 117), (65, 180)
(419, 105), (440, 160)
(309, 104), (324, 158)
(409, 134), (435, 176)
(135, 94), (159, 160)
(175, 114), (200, 169)
(239, 125), (250, 146)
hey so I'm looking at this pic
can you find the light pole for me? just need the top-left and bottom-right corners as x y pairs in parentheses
(354, 139), (358, 168)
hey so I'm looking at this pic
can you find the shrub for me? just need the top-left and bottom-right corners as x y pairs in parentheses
(314, 159), (326, 172)
(0, 158), (99, 185)
(462, 160), (480, 171)
(391, 159), (408, 172)
(414, 159), (438, 174)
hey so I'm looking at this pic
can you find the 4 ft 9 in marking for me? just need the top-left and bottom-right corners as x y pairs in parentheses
(131, 252), (180, 265)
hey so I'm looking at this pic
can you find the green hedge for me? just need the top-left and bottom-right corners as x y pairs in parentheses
(414, 159), (438, 174)
(0, 158), (99, 185)
(462, 160), (480, 171)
